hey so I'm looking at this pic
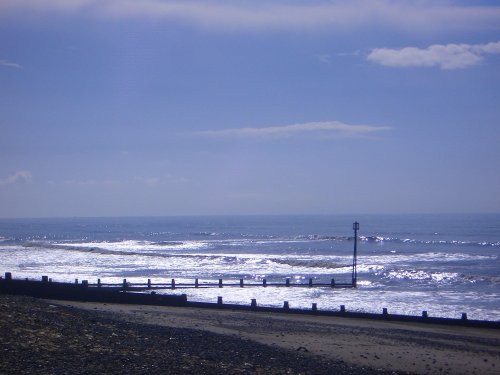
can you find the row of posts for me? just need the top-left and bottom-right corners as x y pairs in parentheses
(217, 298), (468, 320)
(5, 273), (338, 289)
(118, 277), (337, 289)
(2, 272), (468, 320)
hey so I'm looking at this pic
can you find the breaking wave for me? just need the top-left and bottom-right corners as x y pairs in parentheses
(359, 236), (500, 247)
(269, 258), (351, 269)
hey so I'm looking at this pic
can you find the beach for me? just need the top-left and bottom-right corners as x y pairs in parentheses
(1, 294), (499, 374)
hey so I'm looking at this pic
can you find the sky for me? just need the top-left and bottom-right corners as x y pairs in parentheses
(1, 0), (500, 218)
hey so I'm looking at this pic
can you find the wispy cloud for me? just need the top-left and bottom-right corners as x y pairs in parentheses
(59, 179), (120, 187)
(1, 1), (499, 33)
(316, 54), (332, 64)
(137, 174), (189, 187)
(0, 59), (22, 69)
(190, 121), (390, 140)
(0, 171), (32, 185)
(368, 41), (500, 70)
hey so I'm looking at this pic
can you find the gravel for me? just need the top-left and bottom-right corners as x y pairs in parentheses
(0, 294), (399, 374)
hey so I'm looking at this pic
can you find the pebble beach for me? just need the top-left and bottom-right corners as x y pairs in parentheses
(2, 294), (500, 374)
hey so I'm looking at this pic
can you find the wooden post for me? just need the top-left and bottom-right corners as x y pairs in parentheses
(422, 311), (428, 319)
(171, 279), (176, 289)
(240, 279), (244, 287)
(122, 279), (127, 289)
(82, 280), (88, 288)
(263, 279), (267, 287)
(461, 313), (468, 321)
(283, 301), (289, 311)
(219, 279), (223, 288)
(217, 296), (223, 305)
(251, 299), (257, 308)
(147, 279), (151, 288)
(340, 305), (346, 313)
(195, 278), (199, 288)
(49, 278), (52, 283)
(309, 278), (313, 287)
(5, 272), (12, 281)
(383, 308), (388, 315)
(286, 278), (290, 287)
(75, 279), (79, 284)
(98, 279), (101, 287)
(312, 303), (317, 312)
(331, 278), (335, 287)
(42, 276), (48, 283)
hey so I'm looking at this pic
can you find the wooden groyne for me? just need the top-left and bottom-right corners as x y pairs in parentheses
(0, 273), (187, 307)
(92, 277), (353, 290)
(1, 272), (499, 329)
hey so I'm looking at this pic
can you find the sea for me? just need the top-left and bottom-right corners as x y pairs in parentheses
(1, 214), (499, 321)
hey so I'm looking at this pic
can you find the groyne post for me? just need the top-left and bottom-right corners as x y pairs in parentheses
(312, 303), (318, 312)
(286, 278), (290, 287)
(331, 278), (335, 287)
(147, 279), (151, 288)
(217, 296), (223, 305)
(5, 272), (12, 281)
(75, 279), (78, 284)
(240, 279), (244, 287)
(122, 279), (127, 290)
(462, 313), (468, 321)
(82, 280), (88, 288)
(283, 301), (289, 311)
(171, 279), (176, 289)
(263, 279), (267, 287)
(251, 299), (257, 309)
(309, 278), (313, 287)
(97, 279), (101, 287)
(340, 305), (346, 314)
(42, 276), (48, 283)
(422, 311), (428, 319)
(195, 278), (199, 288)
(383, 308), (388, 316)
(219, 279), (223, 288)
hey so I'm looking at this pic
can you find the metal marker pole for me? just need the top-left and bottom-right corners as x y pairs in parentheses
(352, 222), (359, 287)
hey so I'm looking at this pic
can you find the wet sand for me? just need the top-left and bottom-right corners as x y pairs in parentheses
(57, 300), (500, 375)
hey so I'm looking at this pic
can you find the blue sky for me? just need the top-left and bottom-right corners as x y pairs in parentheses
(1, 0), (499, 217)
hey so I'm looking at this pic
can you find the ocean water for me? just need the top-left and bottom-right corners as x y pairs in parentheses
(1, 214), (499, 321)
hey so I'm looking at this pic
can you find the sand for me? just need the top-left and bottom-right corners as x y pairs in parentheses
(54, 300), (500, 375)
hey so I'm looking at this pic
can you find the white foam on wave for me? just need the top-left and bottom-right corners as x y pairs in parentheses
(361, 251), (496, 266)
(55, 240), (210, 252)
(384, 269), (459, 282)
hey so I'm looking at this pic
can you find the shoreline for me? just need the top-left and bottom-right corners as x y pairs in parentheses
(2, 276), (498, 328)
(57, 299), (500, 375)
(0, 294), (371, 374)
(1, 293), (500, 374)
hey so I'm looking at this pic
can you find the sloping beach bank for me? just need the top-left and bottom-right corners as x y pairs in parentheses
(2, 294), (499, 374)
(0, 294), (394, 374)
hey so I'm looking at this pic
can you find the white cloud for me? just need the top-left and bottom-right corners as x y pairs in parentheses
(368, 41), (500, 70)
(190, 121), (390, 140)
(1, 1), (499, 33)
(0, 171), (32, 185)
(0, 59), (22, 69)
